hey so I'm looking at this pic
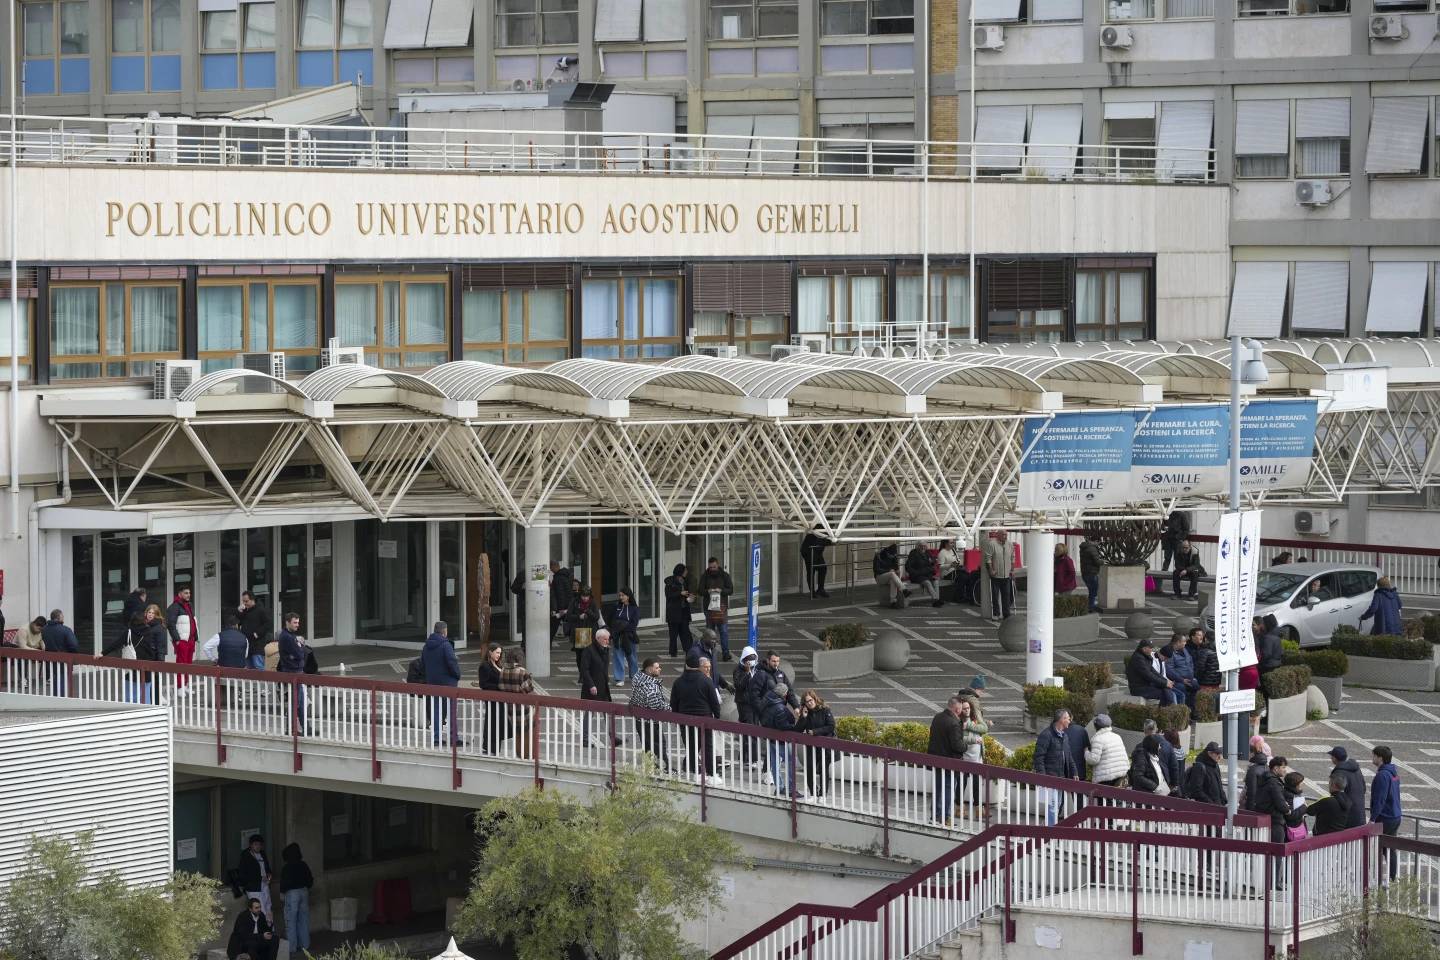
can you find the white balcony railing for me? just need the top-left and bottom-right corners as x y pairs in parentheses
(0, 113), (1217, 184)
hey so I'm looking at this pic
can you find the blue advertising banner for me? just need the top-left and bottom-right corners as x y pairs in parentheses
(747, 541), (762, 648)
(1018, 411), (1135, 510)
(1239, 399), (1319, 493)
(1131, 404), (1230, 499)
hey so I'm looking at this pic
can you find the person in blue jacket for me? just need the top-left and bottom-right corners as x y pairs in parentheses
(421, 621), (462, 746)
(1360, 577), (1403, 635)
(1371, 744), (1403, 880)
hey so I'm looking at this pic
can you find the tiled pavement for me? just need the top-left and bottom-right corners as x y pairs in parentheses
(319, 586), (1440, 837)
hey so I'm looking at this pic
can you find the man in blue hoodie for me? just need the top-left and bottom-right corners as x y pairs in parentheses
(422, 621), (461, 746)
(760, 682), (801, 798)
(1371, 744), (1402, 880)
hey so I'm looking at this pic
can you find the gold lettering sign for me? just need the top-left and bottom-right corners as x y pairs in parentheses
(104, 199), (861, 239)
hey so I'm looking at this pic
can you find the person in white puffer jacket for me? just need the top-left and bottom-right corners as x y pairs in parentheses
(1086, 714), (1130, 787)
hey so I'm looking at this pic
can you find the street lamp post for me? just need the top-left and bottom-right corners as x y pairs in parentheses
(1226, 335), (1268, 827)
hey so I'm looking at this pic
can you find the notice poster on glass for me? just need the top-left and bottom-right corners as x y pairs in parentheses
(1017, 411), (1135, 510)
(377, 540), (398, 559)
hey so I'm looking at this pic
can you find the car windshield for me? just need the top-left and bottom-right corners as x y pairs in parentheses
(1255, 571), (1305, 605)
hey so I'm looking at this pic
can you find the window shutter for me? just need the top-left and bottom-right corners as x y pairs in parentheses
(1024, 103), (1081, 178)
(735, 262), (792, 316)
(973, 105), (1027, 171)
(973, 0), (1022, 20)
(424, 0), (474, 47)
(1103, 101), (1156, 120)
(643, 0), (686, 41)
(1235, 100), (1289, 156)
(199, 0), (238, 11)
(1226, 261), (1288, 338)
(1290, 262), (1348, 333)
(382, 0), (433, 48)
(1365, 97), (1429, 175)
(692, 264), (734, 311)
(797, 261), (887, 277)
(594, 0), (642, 42)
(463, 264), (572, 288)
(1295, 98), (1349, 139)
(1365, 262), (1428, 334)
(1156, 101), (1212, 179)
(988, 260), (1068, 312)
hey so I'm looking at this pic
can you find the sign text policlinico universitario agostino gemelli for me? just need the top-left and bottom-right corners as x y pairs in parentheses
(104, 199), (863, 239)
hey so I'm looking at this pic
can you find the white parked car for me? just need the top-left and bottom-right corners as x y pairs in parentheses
(1202, 562), (1381, 648)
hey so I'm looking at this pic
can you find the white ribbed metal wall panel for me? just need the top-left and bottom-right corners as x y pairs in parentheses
(0, 703), (172, 891)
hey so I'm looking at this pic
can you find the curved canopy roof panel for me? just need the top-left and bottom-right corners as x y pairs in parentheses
(1100, 351), (1231, 380)
(424, 360), (590, 400)
(300, 363), (448, 401)
(777, 353), (1056, 409)
(541, 358), (747, 400)
(180, 368), (306, 401)
(1343, 339), (1436, 368)
(664, 355), (910, 400)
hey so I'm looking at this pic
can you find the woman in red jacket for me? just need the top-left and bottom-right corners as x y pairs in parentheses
(1054, 543), (1077, 595)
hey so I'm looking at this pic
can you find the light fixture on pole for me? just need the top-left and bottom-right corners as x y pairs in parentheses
(1223, 335), (1266, 828)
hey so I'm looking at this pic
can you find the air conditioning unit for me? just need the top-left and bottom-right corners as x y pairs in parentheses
(320, 342), (366, 367)
(235, 351), (286, 393)
(1294, 509), (1331, 535)
(795, 334), (829, 353)
(1369, 14), (1406, 38)
(1295, 179), (1333, 206)
(1100, 25), (1134, 49)
(510, 77), (529, 91)
(152, 359), (202, 399)
(974, 25), (1005, 50)
(694, 344), (739, 359)
(770, 344), (810, 360)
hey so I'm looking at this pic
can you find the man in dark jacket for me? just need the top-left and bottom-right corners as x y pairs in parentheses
(1188, 628), (1223, 689)
(1184, 742), (1227, 806)
(873, 544), (904, 608)
(41, 609), (79, 653)
(697, 558), (735, 661)
(278, 843), (314, 954)
(905, 544), (942, 607)
(1079, 536), (1102, 612)
(206, 614), (250, 668)
(1305, 774), (1354, 836)
(422, 621), (461, 746)
(1034, 709), (1078, 825)
(687, 630), (734, 696)
(276, 613), (307, 735)
(227, 899), (276, 960)
(670, 653), (722, 779)
(550, 561), (575, 641)
(1255, 616), (1284, 676)
(579, 629), (616, 748)
(1327, 746), (1368, 828)
(760, 683), (801, 797)
(239, 591), (270, 670)
(800, 526), (831, 599)
(663, 563), (693, 657)
(1372, 745), (1403, 880)
(750, 651), (799, 715)
(1252, 756), (1300, 843)
(1161, 511), (1190, 571)
(1242, 749), (1270, 810)
(1171, 540), (1203, 599)
(235, 835), (273, 918)
(928, 698), (967, 823)
(121, 587), (147, 630)
(1126, 639), (1179, 704)
(1064, 722), (1091, 792)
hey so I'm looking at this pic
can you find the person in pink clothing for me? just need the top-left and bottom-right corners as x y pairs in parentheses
(1054, 543), (1077, 595)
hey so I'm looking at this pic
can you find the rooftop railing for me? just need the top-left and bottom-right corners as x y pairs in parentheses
(0, 114), (1217, 184)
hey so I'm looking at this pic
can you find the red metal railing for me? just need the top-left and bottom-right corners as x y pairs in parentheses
(2, 647), (1257, 849)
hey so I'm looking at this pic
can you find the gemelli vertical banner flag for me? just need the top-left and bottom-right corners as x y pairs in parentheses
(1239, 399), (1319, 493)
(1018, 411), (1135, 511)
(1131, 404), (1230, 500)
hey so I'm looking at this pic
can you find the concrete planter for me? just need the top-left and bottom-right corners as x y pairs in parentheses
(1022, 710), (1041, 734)
(1171, 615), (1198, 637)
(812, 643), (874, 682)
(1345, 654), (1438, 692)
(1311, 675), (1343, 713)
(1100, 565), (1147, 611)
(1054, 613), (1101, 648)
(1193, 720), (1224, 750)
(1092, 683), (1130, 713)
(998, 616), (1028, 653)
(1264, 692), (1308, 733)
(873, 630), (911, 671)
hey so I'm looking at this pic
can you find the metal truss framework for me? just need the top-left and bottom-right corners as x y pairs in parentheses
(37, 338), (1440, 537)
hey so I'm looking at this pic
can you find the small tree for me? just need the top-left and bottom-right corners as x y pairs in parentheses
(0, 832), (221, 960)
(1323, 878), (1440, 960)
(1081, 517), (1162, 567)
(456, 775), (743, 960)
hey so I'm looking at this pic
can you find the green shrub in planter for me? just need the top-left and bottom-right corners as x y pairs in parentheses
(1023, 684), (1095, 726)
(1261, 665), (1312, 700)
(1281, 647), (1348, 678)
(1058, 662), (1114, 697)
(819, 623), (871, 651)
(1422, 614), (1440, 645)
(1054, 594), (1092, 619)
(1281, 638), (1301, 656)
(878, 721), (932, 754)
(835, 715), (883, 744)
(1111, 701), (1191, 732)
(1004, 742), (1037, 772)
(1332, 631), (1432, 661)
(982, 735), (1008, 767)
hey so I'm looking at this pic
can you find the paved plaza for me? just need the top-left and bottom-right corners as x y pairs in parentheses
(320, 584), (1440, 836)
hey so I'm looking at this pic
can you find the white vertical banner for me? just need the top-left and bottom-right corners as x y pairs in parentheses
(1235, 510), (1263, 669)
(1214, 511), (1241, 672)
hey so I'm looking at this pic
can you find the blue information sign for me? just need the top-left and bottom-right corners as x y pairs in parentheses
(747, 541), (762, 647)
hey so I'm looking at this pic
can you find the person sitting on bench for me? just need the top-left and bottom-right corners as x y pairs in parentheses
(1172, 541), (1204, 599)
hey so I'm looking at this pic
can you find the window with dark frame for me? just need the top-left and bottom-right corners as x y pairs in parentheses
(50, 280), (183, 380)
(692, 262), (792, 355)
(708, 0), (800, 38)
(334, 275), (450, 370)
(983, 259), (1068, 343)
(820, 0), (913, 35)
(461, 265), (572, 365)
(579, 273), (683, 359)
(197, 278), (322, 373)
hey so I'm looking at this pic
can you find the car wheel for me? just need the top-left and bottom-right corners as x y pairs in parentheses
(1283, 626), (1302, 646)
